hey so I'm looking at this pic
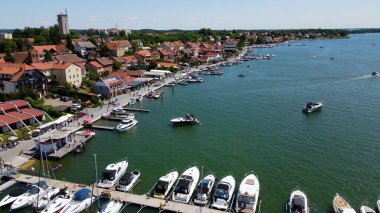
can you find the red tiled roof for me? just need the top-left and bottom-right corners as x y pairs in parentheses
(32, 45), (58, 55)
(157, 62), (178, 68)
(7, 111), (33, 120)
(136, 50), (151, 57)
(89, 61), (103, 68)
(109, 71), (135, 83)
(31, 62), (73, 70)
(0, 103), (16, 111)
(21, 108), (45, 117)
(0, 115), (20, 125)
(7, 100), (29, 108)
(124, 55), (137, 63)
(206, 51), (219, 57)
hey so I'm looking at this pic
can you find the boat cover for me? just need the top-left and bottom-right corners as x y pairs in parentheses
(292, 195), (305, 211)
(73, 188), (91, 201)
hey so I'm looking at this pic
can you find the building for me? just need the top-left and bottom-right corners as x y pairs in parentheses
(133, 50), (153, 64)
(107, 40), (132, 57)
(95, 57), (113, 73)
(124, 55), (138, 68)
(30, 45), (66, 62)
(0, 63), (47, 97)
(224, 39), (238, 52)
(93, 75), (129, 99)
(0, 33), (12, 40)
(87, 61), (104, 74)
(131, 39), (143, 49)
(57, 10), (69, 35)
(31, 62), (82, 87)
(74, 41), (96, 57)
(156, 62), (179, 70)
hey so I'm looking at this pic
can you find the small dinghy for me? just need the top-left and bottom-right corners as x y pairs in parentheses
(332, 193), (356, 213)
(287, 188), (308, 213)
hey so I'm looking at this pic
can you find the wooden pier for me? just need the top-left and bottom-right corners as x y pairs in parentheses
(49, 134), (93, 159)
(122, 107), (151, 112)
(14, 174), (225, 213)
(101, 115), (125, 121)
(91, 125), (116, 130)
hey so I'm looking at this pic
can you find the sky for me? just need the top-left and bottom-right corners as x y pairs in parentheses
(1, 0), (380, 30)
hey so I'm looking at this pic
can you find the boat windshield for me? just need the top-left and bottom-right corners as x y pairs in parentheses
(122, 120), (133, 124)
(102, 169), (116, 180)
(174, 179), (191, 194)
(238, 195), (255, 203)
(214, 183), (229, 200)
(119, 173), (133, 185)
(291, 195), (305, 212)
(25, 185), (40, 195)
(155, 180), (169, 194)
(197, 181), (210, 194)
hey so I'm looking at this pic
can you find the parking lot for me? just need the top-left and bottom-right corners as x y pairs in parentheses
(44, 98), (73, 111)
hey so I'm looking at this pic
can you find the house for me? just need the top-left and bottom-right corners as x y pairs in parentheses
(107, 40), (132, 57)
(95, 57), (113, 73)
(131, 39), (143, 49)
(124, 55), (138, 68)
(157, 48), (171, 61)
(13, 52), (31, 64)
(93, 75), (129, 99)
(156, 62), (179, 70)
(0, 63), (47, 97)
(224, 39), (238, 52)
(55, 54), (87, 75)
(74, 41), (96, 57)
(0, 33), (12, 40)
(205, 51), (222, 62)
(30, 44), (66, 62)
(112, 56), (127, 70)
(108, 71), (134, 83)
(126, 70), (145, 78)
(133, 50), (153, 64)
(87, 61), (104, 74)
(31, 62), (82, 87)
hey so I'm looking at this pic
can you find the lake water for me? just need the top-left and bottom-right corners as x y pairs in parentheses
(1, 34), (380, 213)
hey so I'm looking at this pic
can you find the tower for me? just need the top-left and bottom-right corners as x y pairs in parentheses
(57, 9), (69, 35)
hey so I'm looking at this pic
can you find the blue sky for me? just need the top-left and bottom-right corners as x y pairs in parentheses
(1, 0), (380, 30)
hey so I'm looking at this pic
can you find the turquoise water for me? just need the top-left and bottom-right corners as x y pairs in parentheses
(2, 34), (380, 212)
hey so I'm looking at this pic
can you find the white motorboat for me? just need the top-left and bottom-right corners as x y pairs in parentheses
(172, 166), (200, 204)
(303, 102), (323, 113)
(97, 198), (124, 213)
(211, 175), (236, 210)
(41, 190), (73, 213)
(61, 188), (95, 213)
(377, 199), (380, 213)
(0, 187), (27, 207)
(371, 72), (379, 77)
(360, 205), (375, 213)
(153, 170), (179, 199)
(170, 114), (199, 126)
(193, 174), (216, 205)
(32, 187), (60, 210)
(74, 130), (96, 137)
(97, 159), (128, 189)
(128, 98), (136, 105)
(333, 193), (356, 213)
(111, 107), (127, 115)
(10, 181), (50, 211)
(117, 170), (141, 192)
(235, 173), (260, 213)
(287, 188), (308, 213)
(116, 119), (138, 132)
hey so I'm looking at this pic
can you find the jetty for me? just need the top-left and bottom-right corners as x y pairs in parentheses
(101, 115), (125, 121)
(49, 134), (93, 159)
(91, 125), (115, 130)
(122, 107), (150, 112)
(14, 174), (225, 213)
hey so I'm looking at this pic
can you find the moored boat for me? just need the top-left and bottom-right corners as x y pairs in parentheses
(303, 102), (323, 113)
(238, 73), (246, 77)
(153, 170), (179, 199)
(97, 159), (128, 189)
(193, 174), (216, 205)
(360, 205), (375, 213)
(32, 187), (60, 210)
(116, 119), (138, 132)
(235, 173), (260, 213)
(0, 187), (27, 207)
(41, 190), (73, 213)
(172, 166), (200, 204)
(97, 198), (124, 213)
(10, 181), (50, 211)
(371, 72), (379, 77)
(60, 188), (95, 213)
(170, 114), (199, 126)
(332, 193), (356, 213)
(117, 170), (141, 192)
(287, 188), (308, 213)
(377, 199), (380, 212)
(211, 175), (236, 210)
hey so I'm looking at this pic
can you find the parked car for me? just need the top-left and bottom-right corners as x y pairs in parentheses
(52, 94), (60, 99)
(78, 112), (87, 118)
(72, 103), (82, 110)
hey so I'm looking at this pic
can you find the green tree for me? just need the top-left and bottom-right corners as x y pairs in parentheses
(63, 82), (74, 96)
(98, 43), (110, 57)
(112, 61), (122, 71)
(66, 34), (75, 51)
(4, 52), (15, 63)
(48, 24), (62, 44)
(44, 50), (52, 62)
(0, 40), (17, 53)
(17, 87), (38, 99)
(34, 35), (47, 45)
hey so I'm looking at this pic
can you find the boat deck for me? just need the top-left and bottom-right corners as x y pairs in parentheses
(14, 174), (226, 213)
(333, 195), (350, 208)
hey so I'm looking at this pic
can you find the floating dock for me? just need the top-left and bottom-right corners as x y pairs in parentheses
(91, 125), (116, 130)
(101, 115), (125, 121)
(49, 134), (93, 159)
(122, 107), (150, 112)
(14, 174), (225, 213)
(0, 180), (16, 192)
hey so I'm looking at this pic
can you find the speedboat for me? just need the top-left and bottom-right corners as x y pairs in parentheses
(153, 170), (179, 199)
(111, 107), (127, 115)
(238, 73), (246, 77)
(74, 130), (96, 137)
(97, 159), (128, 189)
(360, 206), (375, 213)
(193, 174), (216, 205)
(116, 119), (138, 132)
(377, 199), (380, 212)
(172, 166), (200, 204)
(170, 114), (199, 126)
(371, 72), (379, 77)
(287, 188), (308, 213)
(97, 198), (124, 213)
(0, 187), (26, 207)
(117, 170), (141, 192)
(235, 173), (260, 213)
(303, 102), (323, 113)
(332, 193), (356, 213)
(61, 188), (95, 213)
(41, 190), (73, 213)
(211, 175), (236, 210)
(10, 181), (50, 211)
(32, 187), (60, 210)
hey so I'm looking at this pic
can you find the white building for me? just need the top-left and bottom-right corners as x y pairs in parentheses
(0, 33), (12, 40)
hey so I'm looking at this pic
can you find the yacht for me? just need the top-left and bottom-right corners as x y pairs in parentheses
(287, 188), (308, 213)
(332, 194), (356, 213)
(170, 114), (199, 125)
(97, 198), (124, 213)
(303, 102), (323, 113)
(153, 170), (179, 199)
(0, 187), (26, 207)
(235, 173), (260, 213)
(41, 190), (73, 213)
(238, 73), (246, 77)
(360, 206), (375, 213)
(377, 199), (380, 212)
(97, 159), (128, 189)
(116, 119), (138, 132)
(32, 187), (60, 210)
(172, 166), (200, 204)
(193, 174), (216, 205)
(111, 107), (127, 115)
(371, 72), (379, 77)
(10, 181), (50, 211)
(117, 170), (141, 192)
(211, 175), (236, 210)
(61, 189), (95, 213)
